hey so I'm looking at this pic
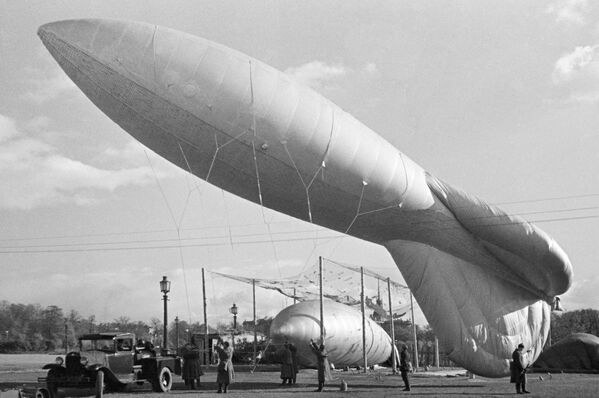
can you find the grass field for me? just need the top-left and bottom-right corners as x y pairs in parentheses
(1, 354), (598, 397)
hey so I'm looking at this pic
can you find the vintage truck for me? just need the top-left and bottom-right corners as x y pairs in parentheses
(37, 332), (181, 398)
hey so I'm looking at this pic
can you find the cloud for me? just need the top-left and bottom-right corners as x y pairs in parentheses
(284, 61), (349, 90)
(0, 114), (159, 210)
(546, 0), (589, 25)
(19, 66), (79, 104)
(552, 45), (599, 102)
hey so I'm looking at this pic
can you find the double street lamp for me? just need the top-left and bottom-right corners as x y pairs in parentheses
(160, 276), (171, 353)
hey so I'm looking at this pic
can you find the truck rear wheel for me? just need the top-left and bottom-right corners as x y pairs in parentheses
(95, 370), (104, 398)
(152, 367), (172, 392)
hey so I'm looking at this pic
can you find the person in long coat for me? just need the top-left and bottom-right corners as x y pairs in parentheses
(277, 343), (294, 385)
(399, 344), (411, 391)
(309, 339), (330, 392)
(215, 340), (235, 393)
(510, 343), (530, 394)
(288, 342), (299, 385)
(181, 338), (202, 389)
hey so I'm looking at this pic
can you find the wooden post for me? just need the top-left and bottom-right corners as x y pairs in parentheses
(253, 278), (257, 366)
(202, 268), (208, 365)
(387, 277), (397, 373)
(410, 291), (419, 370)
(361, 267), (367, 373)
(434, 337), (439, 368)
(319, 256), (324, 344)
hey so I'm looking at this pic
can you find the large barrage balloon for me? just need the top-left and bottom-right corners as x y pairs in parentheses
(270, 300), (392, 368)
(38, 19), (573, 377)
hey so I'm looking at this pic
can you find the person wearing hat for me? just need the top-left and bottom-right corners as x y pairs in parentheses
(510, 343), (530, 394)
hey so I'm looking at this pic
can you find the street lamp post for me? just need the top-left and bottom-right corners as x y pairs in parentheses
(160, 276), (171, 354)
(229, 303), (238, 349)
(64, 319), (68, 354)
(175, 316), (179, 355)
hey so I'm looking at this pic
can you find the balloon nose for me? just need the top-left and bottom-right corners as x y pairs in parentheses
(38, 19), (98, 51)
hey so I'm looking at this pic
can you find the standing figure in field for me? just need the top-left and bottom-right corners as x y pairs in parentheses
(181, 337), (202, 389)
(215, 340), (234, 393)
(399, 344), (411, 391)
(288, 342), (299, 385)
(510, 343), (530, 394)
(277, 342), (294, 385)
(309, 339), (329, 392)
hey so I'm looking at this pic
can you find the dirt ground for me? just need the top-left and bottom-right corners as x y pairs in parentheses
(2, 367), (599, 398)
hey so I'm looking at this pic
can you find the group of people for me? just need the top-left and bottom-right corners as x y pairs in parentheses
(181, 338), (234, 393)
(183, 338), (531, 394)
(276, 341), (299, 385)
(398, 342), (533, 394)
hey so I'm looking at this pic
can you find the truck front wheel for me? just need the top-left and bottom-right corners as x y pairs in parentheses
(152, 367), (172, 392)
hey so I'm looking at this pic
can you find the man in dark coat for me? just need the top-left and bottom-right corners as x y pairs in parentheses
(399, 344), (411, 391)
(288, 342), (299, 385)
(182, 338), (202, 389)
(277, 342), (294, 385)
(510, 343), (530, 394)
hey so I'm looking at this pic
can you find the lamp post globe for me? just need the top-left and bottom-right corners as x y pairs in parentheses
(229, 303), (238, 330)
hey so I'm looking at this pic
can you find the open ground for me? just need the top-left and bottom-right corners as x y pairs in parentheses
(1, 354), (598, 398)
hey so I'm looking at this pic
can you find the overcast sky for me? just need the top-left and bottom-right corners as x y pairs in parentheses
(0, 0), (597, 328)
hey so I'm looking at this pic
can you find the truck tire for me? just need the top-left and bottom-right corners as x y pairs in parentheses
(35, 388), (50, 398)
(152, 367), (172, 392)
(95, 370), (104, 398)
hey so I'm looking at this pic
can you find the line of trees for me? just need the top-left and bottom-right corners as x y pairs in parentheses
(1, 300), (597, 358)
(0, 300), (233, 354)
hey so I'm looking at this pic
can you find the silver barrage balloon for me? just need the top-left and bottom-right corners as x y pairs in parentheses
(38, 19), (572, 377)
(270, 300), (392, 368)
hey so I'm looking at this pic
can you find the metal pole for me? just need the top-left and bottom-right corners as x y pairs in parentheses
(387, 277), (397, 373)
(202, 267), (208, 365)
(361, 267), (367, 373)
(319, 256), (324, 344)
(64, 320), (68, 354)
(410, 291), (418, 370)
(253, 279), (257, 366)
(163, 292), (168, 352)
(293, 288), (297, 305)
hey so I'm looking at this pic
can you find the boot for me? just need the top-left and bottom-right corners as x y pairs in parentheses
(522, 381), (530, 394)
(223, 384), (228, 393)
(217, 383), (222, 393)
(189, 379), (196, 390)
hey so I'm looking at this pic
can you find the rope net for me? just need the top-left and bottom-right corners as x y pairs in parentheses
(208, 257), (412, 322)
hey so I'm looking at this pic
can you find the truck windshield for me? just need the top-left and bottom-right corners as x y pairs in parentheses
(80, 338), (114, 352)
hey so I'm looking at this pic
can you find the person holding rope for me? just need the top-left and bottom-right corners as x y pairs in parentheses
(309, 339), (330, 392)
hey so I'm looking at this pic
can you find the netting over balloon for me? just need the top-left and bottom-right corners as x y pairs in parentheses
(209, 257), (412, 322)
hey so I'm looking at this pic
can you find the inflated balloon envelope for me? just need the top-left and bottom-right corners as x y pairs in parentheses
(38, 19), (573, 377)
